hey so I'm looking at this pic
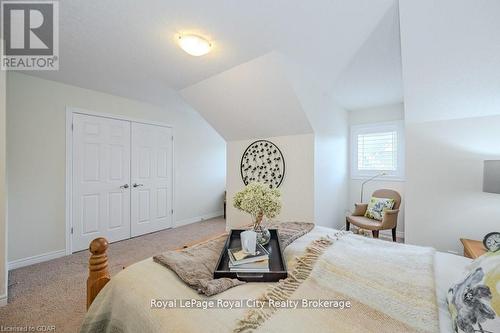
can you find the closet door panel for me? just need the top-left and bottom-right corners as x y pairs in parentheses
(72, 114), (131, 252)
(131, 123), (173, 236)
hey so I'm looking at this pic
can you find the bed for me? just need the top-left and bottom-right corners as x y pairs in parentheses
(81, 226), (470, 333)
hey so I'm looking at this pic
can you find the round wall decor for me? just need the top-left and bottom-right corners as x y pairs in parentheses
(240, 140), (285, 188)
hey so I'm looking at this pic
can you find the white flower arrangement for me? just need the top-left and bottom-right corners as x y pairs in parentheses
(233, 182), (282, 226)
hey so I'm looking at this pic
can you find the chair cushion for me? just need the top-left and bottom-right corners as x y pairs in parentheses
(447, 251), (500, 333)
(364, 197), (395, 221)
(346, 216), (383, 230)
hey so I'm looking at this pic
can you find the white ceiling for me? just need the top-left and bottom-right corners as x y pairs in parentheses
(400, 0), (500, 123)
(24, 0), (400, 103)
(332, 3), (403, 110)
(22, 0), (405, 139)
(180, 52), (313, 140)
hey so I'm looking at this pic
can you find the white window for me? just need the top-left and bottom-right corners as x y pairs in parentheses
(350, 121), (405, 180)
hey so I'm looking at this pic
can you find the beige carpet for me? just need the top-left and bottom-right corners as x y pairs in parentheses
(0, 217), (226, 332)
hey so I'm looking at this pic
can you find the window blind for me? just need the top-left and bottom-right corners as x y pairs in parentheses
(357, 131), (397, 171)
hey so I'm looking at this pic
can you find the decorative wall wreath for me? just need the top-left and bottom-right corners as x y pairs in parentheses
(240, 140), (285, 189)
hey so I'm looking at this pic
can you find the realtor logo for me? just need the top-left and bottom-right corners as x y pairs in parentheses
(1, 1), (59, 70)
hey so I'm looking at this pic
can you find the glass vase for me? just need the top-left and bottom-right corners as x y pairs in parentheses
(253, 224), (271, 246)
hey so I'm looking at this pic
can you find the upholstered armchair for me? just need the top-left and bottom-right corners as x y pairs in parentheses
(346, 189), (401, 241)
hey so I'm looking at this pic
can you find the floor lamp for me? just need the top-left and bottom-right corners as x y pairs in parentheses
(360, 172), (386, 202)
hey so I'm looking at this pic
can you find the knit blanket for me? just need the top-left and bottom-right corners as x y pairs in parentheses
(153, 222), (314, 296)
(236, 233), (439, 333)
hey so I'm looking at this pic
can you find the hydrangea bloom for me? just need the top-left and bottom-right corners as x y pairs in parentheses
(233, 182), (282, 224)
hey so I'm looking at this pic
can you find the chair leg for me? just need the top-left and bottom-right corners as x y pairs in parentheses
(372, 230), (379, 238)
(392, 228), (397, 242)
(345, 220), (350, 231)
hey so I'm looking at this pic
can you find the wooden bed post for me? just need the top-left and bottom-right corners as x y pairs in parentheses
(87, 237), (110, 310)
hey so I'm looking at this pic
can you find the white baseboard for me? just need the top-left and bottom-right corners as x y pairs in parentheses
(174, 211), (224, 228)
(8, 249), (66, 271)
(7, 213), (224, 270)
(0, 294), (7, 306)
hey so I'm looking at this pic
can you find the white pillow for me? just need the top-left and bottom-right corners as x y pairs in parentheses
(447, 251), (500, 333)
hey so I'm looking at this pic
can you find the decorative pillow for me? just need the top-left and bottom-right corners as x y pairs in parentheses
(364, 197), (395, 221)
(447, 251), (500, 333)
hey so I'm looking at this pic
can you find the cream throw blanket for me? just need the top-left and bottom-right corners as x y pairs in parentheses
(236, 233), (439, 333)
(80, 228), (439, 333)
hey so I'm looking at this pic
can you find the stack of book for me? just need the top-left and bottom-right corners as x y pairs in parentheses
(227, 244), (270, 272)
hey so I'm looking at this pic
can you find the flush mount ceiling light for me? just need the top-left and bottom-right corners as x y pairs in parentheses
(178, 34), (212, 56)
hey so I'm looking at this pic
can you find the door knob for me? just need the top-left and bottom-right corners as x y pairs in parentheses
(133, 183), (144, 188)
(120, 184), (129, 189)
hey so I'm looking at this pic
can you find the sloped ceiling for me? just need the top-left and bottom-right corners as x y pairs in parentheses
(23, 0), (403, 140)
(180, 53), (313, 140)
(332, 3), (403, 110)
(399, 0), (500, 123)
(178, 1), (400, 140)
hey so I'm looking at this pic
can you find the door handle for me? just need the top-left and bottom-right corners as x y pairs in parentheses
(120, 184), (129, 189)
(132, 183), (144, 188)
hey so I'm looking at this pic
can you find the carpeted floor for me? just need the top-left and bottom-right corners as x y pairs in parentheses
(0, 217), (226, 332)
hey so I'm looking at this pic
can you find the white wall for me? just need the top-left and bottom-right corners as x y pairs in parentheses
(295, 82), (349, 228)
(6, 73), (226, 262)
(314, 126), (349, 229)
(349, 103), (404, 124)
(400, 0), (500, 252)
(348, 103), (405, 235)
(399, 0), (500, 123)
(183, 53), (351, 230)
(0, 59), (7, 305)
(226, 134), (315, 229)
(279, 58), (350, 229)
(405, 116), (500, 253)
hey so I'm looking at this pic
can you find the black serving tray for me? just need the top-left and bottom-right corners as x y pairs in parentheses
(213, 229), (288, 282)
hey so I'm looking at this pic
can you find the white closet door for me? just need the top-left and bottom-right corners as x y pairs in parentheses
(72, 114), (131, 252)
(131, 123), (173, 237)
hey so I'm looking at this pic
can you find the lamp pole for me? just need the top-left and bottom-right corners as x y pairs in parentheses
(360, 172), (387, 202)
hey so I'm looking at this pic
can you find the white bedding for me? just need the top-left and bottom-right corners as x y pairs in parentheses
(83, 226), (470, 333)
(301, 227), (471, 333)
(434, 251), (471, 333)
(292, 226), (471, 333)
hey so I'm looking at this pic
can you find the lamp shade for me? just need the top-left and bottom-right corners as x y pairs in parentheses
(178, 34), (212, 56)
(483, 160), (500, 194)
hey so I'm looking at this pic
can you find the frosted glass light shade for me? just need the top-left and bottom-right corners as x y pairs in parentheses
(178, 34), (212, 56)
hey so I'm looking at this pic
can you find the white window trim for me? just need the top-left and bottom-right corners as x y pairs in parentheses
(350, 120), (405, 181)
